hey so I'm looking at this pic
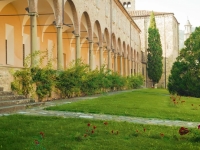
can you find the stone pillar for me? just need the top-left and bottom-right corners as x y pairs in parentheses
(129, 59), (131, 76)
(120, 55), (123, 76)
(132, 60), (134, 76)
(124, 57), (127, 76)
(75, 35), (80, 60)
(57, 26), (63, 70)
(30, 13), (37, 67)
(99, 46), (103, 69)
(89, 41), (93, 70)
(114, 53), (117, 72)
(108, 49), (111, 70)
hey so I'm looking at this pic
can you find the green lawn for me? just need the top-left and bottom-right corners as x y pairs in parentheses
(0, 115), (200, 150)
(46, 89), (200, 122)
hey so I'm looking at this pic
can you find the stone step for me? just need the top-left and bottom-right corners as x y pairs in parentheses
(0, 102), (45, 114)
(0, 95), (26, 101)
(0, 99), (34, 107)
(0, 87), (3, 91)
(0, 91), (14, 96)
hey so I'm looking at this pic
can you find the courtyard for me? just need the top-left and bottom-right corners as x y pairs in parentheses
(1, 89), (200, 149)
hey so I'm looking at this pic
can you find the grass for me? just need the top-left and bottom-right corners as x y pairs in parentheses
(46, 89), (200, 122)
(1, 115), (200, 150)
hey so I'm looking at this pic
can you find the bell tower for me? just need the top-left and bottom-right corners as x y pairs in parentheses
(184, 19), (192, 42)
(120, 0), (135, 11)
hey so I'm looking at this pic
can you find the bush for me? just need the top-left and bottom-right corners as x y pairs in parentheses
(56, 59), (88, 98)
(31, 67), (56, 100)
(11, 68), (32, 98)
(127, 75), (144, 89)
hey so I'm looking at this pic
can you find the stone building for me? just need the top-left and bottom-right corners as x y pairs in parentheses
(129, 10), (179, 88)
(184, 19), (192, 42)
(0, 0), (143, 91)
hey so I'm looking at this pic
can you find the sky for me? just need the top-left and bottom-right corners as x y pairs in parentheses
(135, 0), (200, 30)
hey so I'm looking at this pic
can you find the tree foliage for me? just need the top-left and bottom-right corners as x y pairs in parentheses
(168, 27), (200, 97)
(147, 11), (163, 86)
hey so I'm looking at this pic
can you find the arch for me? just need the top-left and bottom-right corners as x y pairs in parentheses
(122, 41), (126, 57)
(131, 48), (133, 60)
(80, 11), (92, 41)
(111, 33), (117, 52)
(103, 28), (110, 49)
(127, 44), (130, 59)
(93, 20), (103, 47)
(0, 0), (15, 12)
(117, 38), (122, 55)
(65, 0), (79, 34)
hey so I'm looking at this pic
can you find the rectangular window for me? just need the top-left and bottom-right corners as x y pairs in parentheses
(5, 40), (7, 64)
(23, 44), (25, 67)
(5, 24), (14, 65)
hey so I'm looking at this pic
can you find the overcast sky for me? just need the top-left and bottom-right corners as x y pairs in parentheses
(135, 0), (199, 30)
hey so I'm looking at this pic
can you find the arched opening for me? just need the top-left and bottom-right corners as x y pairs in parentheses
(93, 20), (103, 69)
(103, 28), (110, 69)
(63, 0), (79, 68)
(80, 11), (92, 68)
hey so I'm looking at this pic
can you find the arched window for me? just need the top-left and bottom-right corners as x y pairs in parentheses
(127, 2), (131, 8)
(123, 2), (127, 8)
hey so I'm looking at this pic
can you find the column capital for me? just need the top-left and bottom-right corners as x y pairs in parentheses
(56, 25), (63, 28)
(28, 12), (38, 16)
(75, 34), (80, 37)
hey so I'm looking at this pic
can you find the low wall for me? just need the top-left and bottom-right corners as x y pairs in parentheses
(0, 66), (23, 91)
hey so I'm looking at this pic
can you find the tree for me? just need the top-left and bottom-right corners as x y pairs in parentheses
(147, 11), (163, 87)
(168, 27), (200, 97)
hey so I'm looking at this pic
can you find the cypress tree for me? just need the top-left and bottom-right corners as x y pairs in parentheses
(147, 11), (163, 87)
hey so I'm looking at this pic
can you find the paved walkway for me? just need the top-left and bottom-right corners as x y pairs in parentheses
(2, 90), (200, 128)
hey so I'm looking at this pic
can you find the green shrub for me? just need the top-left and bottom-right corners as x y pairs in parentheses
(31, 67), (56, 100)
(11, 68), (32, 98)
(127, 75), (144, 89)
(56, 59), (88, 98)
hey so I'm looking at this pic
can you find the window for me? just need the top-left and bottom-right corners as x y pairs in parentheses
(5, 24), (14, 65)
(123, 1), (131, 8)
(5, 40), (7, 64)
(123, 2), (127, 8)
(127, 2), (131, 8)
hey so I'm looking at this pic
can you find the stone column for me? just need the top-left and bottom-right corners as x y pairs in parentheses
(124, 57), (127, 76)
(57, 26), (63, 70)
(89, 41), (93, 70)
(120, 55), (123, 76)
(30, 12), (37, 67)
(75, 35), (80, 60)
(129, 59), (131, 76)
(99, 46), (103, 69)
(132, 60), (134, 76)
(108, 49), (111, 70)
(114, 53), (117, 72)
